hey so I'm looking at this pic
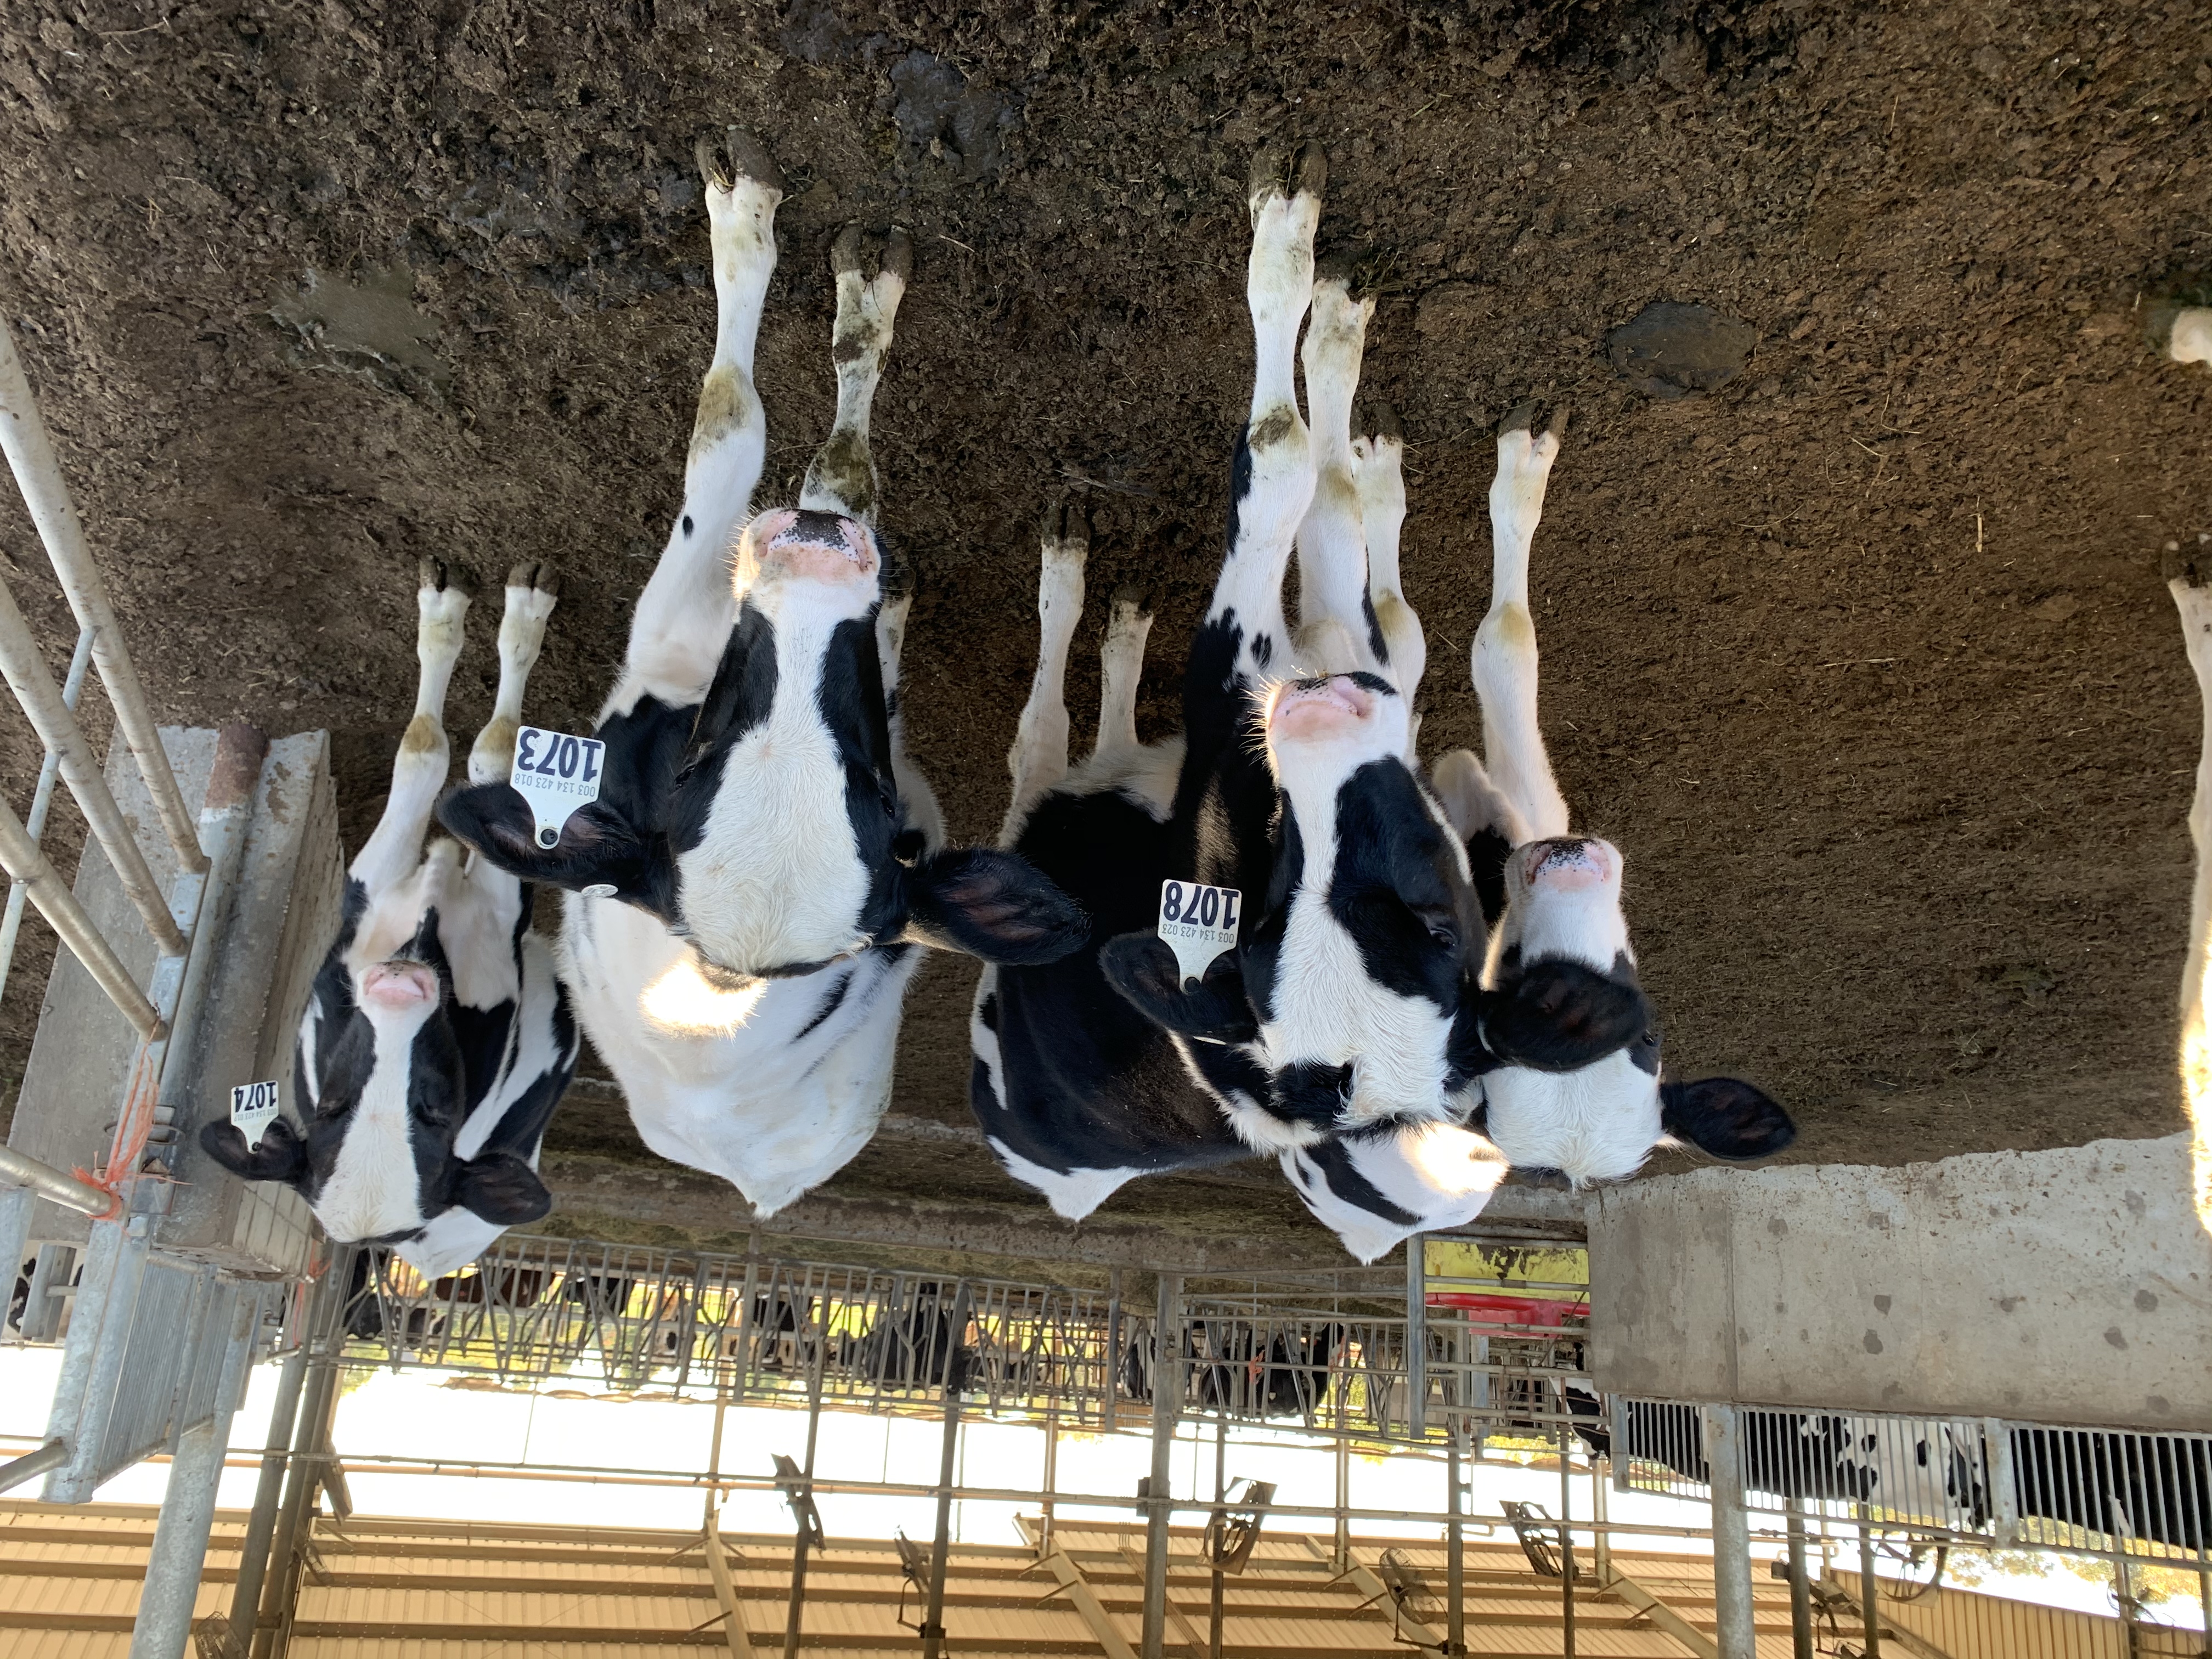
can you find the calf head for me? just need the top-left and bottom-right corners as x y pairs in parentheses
(439, 509), (1084, 980)
(1102, 670), (1652, 1144)
(1472, 834), (1795, 1184)
(198, 907), (552, 1244)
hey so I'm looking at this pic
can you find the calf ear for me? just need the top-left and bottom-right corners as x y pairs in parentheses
(1099, 932), (1259, 1044)
(437, 785), (674, 918)
(902, 848), (1088, 964)
(450, 1152), (554, 1226)
(1481, 959), (1651, 1071)
(1660, 1077), (1795, 1160)
(198, 1116), (310, 1187)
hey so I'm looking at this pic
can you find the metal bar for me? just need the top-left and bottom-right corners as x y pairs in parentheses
(0, 622), (92, 1005)
(1142, 1272), (1181, 1659)
(1559, 1416), (1576, 1659)
(0, 791), (161, 1038)
(0, 1435), (69, 1494)
(1104, 1268), (1121, 1434)
(1042, 1408), (1059, 1559)
(1786, 1499), (1814, 1659)
(1406, 1233), (1427, 1438)
(1856, 1503), (1883, 1659)
(42, 1216), (151, 1499)
(919, 1287), (968, 1659)
(0, 1144), (114, 1217)
(1035, 1539), (1138, 1659)
(1209, 1415), (1225, 1659)
(0, 574), (184, 952)
(226, 1337), (311, 1659)
(1704, 1406), (1756, 1659)
(1333, 1427), (1351, 1571)
(1605, 1570), (1718, 1659)
(1592, 1452), (1610, 1587)
(253, 1338), (341, 1659)
(132, 1288), (260, 1659)
(0, 313), (206, 872)
(1338, 1549), (1448, 1653)
(781, 1304), (829, 1659)
(702, 1506), (753, 1657)
(1447, 1422), (1466, 1657)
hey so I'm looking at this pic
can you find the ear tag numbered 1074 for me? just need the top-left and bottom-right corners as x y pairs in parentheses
(510, 726), (606, 849)
(1158, 879), (1242, 986)
(230, 1080), (281, 1152)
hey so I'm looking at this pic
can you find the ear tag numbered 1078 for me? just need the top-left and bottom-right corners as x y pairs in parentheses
(510, 726), (606, 849)
(230, 1080), (281, 1152)
(1158, 879), (1242, 986)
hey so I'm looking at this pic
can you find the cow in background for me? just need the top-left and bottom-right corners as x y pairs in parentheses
(199, 562), (579, 1277)
(438, 127), (1082, 1218)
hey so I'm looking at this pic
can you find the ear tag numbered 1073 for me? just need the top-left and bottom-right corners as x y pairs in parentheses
(230, 1080), (281, 1152)
(510, 726), (606, 849)
(1158, 879), (1242, 986)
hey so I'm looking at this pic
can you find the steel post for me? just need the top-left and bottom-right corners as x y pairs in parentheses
(0, 622), (92, 1006)
(1785, 1499), (1814, 1659)
(1559, 1418), (1576, 1659)
(0, 793), (163, 1039)
(783, 1329), (828, 1659)
(1141, 1272), (1181, 1659)
(919, 1286), (970, 1659)
(1855, 1503), (1882, 1659)
(0, 312), (206, 871)
(252, 1344), (340, 1659)
(1703, 1406), (1757, 1659)
(1041, 1408), (1059, 1559)
(1209, 1414), (1226, 1659)
(1404, 1233), (1427, 1437)
(1333, 1429), (1350, 1571)
(1446, 1422), (1466, 1657)
(132, 1288), (259, 1659)
(43, 1217), (152, 1498)
(225, 1339), (310, 1659)
(1592, 1454), (1611, 1586)
(0, 1187), (32, 1336)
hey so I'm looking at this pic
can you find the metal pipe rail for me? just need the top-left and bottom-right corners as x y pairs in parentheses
(0, 315), (204, 873)
(0, 792), (163, 1039)
(0, 1146), (114, 1218)
(0, 622), (92, 1005)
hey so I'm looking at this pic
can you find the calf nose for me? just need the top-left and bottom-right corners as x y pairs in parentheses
(361, 960), (440, 1010)
(1523, 837), (1620, 890)
(1269, 674), (1378, 740)
(748, 507), (880, 584)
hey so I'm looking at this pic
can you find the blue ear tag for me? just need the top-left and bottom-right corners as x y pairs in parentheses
(229, 1080), (281, 1152)
(509, 725), (606, 849)
(1158, 879), (1242, 986)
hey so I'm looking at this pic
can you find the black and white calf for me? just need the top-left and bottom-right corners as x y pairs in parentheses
(200, 562), (581, 1277)
(1424, 411), (1794, 1186)
(970, 145), (1651, 1261)
(438, 130), (1082, 1214)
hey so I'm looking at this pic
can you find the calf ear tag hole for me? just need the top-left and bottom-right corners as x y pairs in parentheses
(509, 724), (605, 849)
(1158, 878), (1242, 985)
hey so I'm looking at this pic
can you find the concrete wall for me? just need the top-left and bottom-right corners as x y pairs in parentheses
(1588, 1133), (2210, 1432)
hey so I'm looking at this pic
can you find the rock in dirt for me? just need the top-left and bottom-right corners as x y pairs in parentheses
(1605, 301), (1757, 398)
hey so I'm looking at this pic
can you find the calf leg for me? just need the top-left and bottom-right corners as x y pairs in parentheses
(1355, 404), (1424, 718)
(617, 129), (781, 709)
(1199, 144), (1325, 695)
(352, 560), (472, 895)
(467, 562), (561, 785)
(2165, 545), (2212, 1218)
(1469, 405), (1572, 842)
(1289, 258), (1379, 679)
(1096, 584), (1155, 760)
(799, 225), (911, 524)
(1002, 500), (1087, 836)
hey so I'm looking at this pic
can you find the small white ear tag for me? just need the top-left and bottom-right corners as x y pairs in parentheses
(230, 1080), (281, 1152)
(1158, 879), (1242, 986)
(510, 726), (606, 849)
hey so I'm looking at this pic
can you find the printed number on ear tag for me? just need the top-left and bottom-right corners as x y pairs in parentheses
(510, 726), (606, 849)
(1158, 879), (1242, 986)
(230, 1080), (281, 1153)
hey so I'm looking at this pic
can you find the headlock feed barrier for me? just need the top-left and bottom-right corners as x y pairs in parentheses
(0, 312), (311, 1539)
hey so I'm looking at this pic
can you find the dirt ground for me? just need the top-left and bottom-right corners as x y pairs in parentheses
(1, 0), (2208, 1227)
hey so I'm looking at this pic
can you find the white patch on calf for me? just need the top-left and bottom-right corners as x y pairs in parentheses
(1481, 1048), (1661, 1187)
(986, 1136), (1143, 1221)
(1284, 1121), (1509, 1263)
(312, 1012), (430, 1245)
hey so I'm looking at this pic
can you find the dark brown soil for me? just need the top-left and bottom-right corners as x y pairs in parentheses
(2, 0), (2208, 1221)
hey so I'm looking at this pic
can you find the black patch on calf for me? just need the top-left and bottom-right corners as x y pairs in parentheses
(447, 1153), (554, 1224)
(684, 603), (782, 770)
(1272, 1061), (1352, 1128)
(1660, 1075), (1795, 1160)
(1251, 633), (1273, 668)
(902, 848), (1088, 964)
(1324, 761), (1483, 1009)
(1476, 958), (1651, 1073)
(1299, 1133), (1421, 1227)
(1465, 826), (1513, 927)
(797, 968), (854, 1041)
(198, 1114), (310, 1188)
(1361, 590), (1387, 665)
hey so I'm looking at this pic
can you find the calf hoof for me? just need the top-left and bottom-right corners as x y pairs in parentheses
(1357, 400), (1404, 445)
(417, 556), (478, 600)
(695, 126), (783, 194)
(505, 560), (561, 600)
(832, 222), (913, 286)
(1499, 402), (1569, 440)
(1248, 139), (1327, 217)
(1040, 496), (1089, 556)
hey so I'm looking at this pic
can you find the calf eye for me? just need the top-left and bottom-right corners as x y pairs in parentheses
(1427, 923), (1455, 949)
